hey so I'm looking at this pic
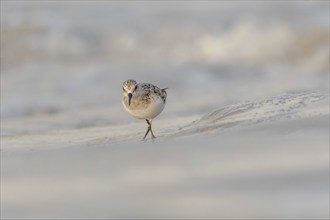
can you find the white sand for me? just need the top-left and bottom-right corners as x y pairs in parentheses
(1, 1), (329, 219)
(2, 91), (329, 219)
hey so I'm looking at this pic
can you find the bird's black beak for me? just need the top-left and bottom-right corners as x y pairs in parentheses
(128, 93), (132, 106)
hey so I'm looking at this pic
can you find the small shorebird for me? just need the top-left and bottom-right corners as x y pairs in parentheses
(122, 79), (167, 140)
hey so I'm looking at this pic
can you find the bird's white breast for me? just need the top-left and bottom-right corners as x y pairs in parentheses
(123, 94), (165, 120)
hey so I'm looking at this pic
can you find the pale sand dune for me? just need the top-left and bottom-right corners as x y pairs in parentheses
(1, 91), (329, 219)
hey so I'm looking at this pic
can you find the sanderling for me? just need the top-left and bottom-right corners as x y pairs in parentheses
(122, 79), (167, 140)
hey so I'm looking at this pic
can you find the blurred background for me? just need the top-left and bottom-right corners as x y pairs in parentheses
(1, 1), (329, 219)
(1, 1), (329, 136)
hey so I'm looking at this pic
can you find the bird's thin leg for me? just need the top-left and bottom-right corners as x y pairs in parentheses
(147, 119), (156, 139)
(143, 119), (151, 140)
(143, 127), (150, 140)
(143, 119), (156, 140)
(150, 125), (156, 139)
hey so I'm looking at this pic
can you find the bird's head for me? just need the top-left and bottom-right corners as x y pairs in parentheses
(123, 79), (138, 106)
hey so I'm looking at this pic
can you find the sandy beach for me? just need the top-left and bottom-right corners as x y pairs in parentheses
(1, 1), (329, 219)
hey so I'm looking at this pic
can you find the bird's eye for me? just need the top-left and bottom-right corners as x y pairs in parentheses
(134, 85), (138, 91)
